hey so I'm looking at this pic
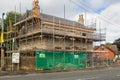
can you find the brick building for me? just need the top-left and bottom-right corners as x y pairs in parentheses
(0, 0), (105, 71)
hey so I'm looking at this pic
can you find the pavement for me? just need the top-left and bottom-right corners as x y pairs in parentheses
(0, 65), (119, 77)
(0, 71), (28, 76)
(0, 66), (120, 80)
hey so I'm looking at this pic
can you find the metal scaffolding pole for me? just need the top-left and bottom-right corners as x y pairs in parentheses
(41, 20), (43, 52)
(58, 19), (60, 52)
(86, 34), (88, 68)
(72, 21), (75, 53)
(63, 20), (66, 66)
(72, 21), (75, 64)
(92, 32), (94, 68)
(53, 16), (55, 66)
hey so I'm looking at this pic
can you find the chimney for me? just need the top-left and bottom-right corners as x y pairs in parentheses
(32, 0), (40, 18)
(78, 14), (84, 25)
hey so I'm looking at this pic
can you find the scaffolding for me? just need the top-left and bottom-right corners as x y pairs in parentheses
(3, 0), (106, 70)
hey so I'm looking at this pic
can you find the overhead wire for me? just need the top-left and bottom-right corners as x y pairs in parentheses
(69, 0), (108, 45)
(76, 0), (113, 20)
(69, 0), (120, 28)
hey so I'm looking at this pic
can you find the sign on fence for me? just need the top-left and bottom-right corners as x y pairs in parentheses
(12, 53), (20, 63)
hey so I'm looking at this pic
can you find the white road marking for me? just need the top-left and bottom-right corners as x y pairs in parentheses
(76, 79), (83, 80)
(76, 77), (98, 80)
(85, 77), (98, 80)
(116, 75), (120, 77)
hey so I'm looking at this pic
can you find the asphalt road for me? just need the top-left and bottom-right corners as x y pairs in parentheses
(0, 67), (120, 80)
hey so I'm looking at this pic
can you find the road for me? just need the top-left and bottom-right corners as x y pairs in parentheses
(0, 67), (120, 80)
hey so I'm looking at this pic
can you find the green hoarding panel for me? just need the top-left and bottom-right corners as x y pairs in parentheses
(36, 51), (54, 69)
(36, 51), (47, 69)
(36, 51), (87, 70)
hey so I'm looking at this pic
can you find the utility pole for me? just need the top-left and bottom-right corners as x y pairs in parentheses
(1, 13), (5, 71)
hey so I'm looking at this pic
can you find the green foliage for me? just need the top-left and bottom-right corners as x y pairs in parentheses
(106, 42), (113, 45)
(118, 51), (120, 54)
(114, 38), (120, 51)
(4, 11), (21, 31)
(0, 11), (21, 40)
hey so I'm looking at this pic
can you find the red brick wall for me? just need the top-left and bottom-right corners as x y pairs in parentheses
(95, 46), (115, 60)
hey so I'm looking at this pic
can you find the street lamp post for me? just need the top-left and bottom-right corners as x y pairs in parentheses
(1, 13), (5, 71)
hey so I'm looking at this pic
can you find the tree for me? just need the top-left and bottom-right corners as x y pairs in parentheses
(4, 11), (21, 31)
(1, 11), (21, 40)
(106, 42), (113, 45)
(113, 38), (120, 51)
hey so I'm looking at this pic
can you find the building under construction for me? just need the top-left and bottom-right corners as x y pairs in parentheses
(1, 0), (105, 71)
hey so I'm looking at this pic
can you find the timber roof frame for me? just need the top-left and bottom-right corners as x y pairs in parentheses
(13, 10), (95, 31)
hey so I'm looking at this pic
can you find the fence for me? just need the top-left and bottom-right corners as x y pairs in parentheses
(36, 51), (87, 70)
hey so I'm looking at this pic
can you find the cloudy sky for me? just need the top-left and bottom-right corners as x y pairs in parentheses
(0, 0), (120, 43)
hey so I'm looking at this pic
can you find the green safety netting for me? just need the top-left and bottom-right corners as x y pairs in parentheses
(36, 51), (87, 70)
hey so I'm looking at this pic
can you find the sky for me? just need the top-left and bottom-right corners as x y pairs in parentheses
(0, 0), (120, 43)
